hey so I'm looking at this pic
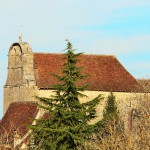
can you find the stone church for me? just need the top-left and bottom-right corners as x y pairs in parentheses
(0, 39), (144, 149)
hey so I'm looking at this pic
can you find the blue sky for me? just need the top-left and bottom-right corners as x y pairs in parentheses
(0, 0), (150, 118)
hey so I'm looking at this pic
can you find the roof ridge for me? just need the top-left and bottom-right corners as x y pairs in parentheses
(10, 101), (38, 105)
(33, 52), (116, 57)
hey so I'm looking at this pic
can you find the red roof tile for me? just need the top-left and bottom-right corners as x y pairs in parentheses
(137, 79), (150, 92)
(33, 53), (143, 92)
(0, 102), (38, 143)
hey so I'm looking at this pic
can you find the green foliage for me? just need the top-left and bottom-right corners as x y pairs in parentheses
(30, 41), (102, 150)
(100, 92), (123, 140)
(85, 92), (124, 150)
(91, 92), (119, 134)
(103, 92), (118, 120)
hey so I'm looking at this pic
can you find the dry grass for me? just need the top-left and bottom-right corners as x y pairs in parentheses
(82, 92), (150, 150)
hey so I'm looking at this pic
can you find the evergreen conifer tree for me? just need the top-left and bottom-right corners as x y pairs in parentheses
(30, 41), (103, 150)
(100, 92), (122, 137)
(103, 92), (118, 120)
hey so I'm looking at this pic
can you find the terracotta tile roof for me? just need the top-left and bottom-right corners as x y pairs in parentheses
(137, 79), (150, 93)
(0, 102), (38, 143)
(33, 53), (143, 92)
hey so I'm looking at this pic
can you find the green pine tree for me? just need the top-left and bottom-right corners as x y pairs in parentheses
(103, 92), (118, 120)
(100, 92), (121, 136)
(30, 41), (103, 150)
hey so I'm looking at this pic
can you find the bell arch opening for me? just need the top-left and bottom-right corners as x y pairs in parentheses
(6, 43), (23, 86)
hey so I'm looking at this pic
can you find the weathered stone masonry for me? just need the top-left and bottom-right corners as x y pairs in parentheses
(4, 42), (38, 113)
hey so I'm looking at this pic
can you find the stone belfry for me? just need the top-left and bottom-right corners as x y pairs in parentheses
(3, 37), (38, 114)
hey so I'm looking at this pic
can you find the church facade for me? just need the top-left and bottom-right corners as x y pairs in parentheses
(4, 40), (143, 112)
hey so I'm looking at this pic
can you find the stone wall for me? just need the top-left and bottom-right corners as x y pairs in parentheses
(3, 42), (38, 114)
(38, 90), (145, 129)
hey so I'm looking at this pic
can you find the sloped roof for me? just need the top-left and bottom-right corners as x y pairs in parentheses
(137, 79), (150, 93)
(0, 102), (38, 143)
(33, 53), (143, 92)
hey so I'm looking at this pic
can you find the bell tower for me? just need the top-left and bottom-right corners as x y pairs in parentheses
(3, 39), (38, 113)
